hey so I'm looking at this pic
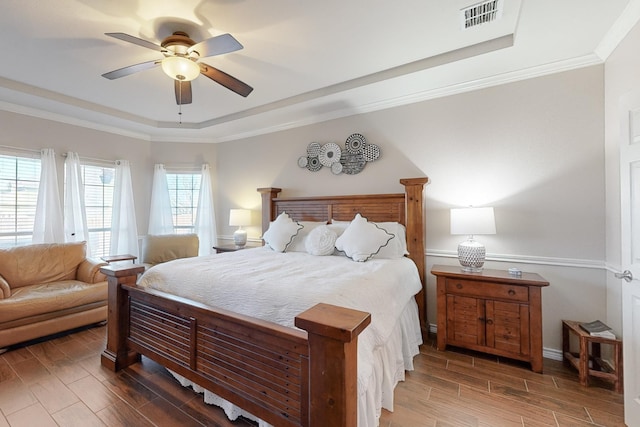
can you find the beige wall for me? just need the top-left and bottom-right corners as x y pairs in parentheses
(0, 111), (154, 233)
(0, 64), (607, 357)
(215, 66), (606, 354)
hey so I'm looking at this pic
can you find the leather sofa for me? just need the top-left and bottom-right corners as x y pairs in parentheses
(0, 241), (108, 349)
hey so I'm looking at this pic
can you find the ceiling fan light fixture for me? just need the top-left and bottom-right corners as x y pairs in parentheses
(161, 56), (200, 81)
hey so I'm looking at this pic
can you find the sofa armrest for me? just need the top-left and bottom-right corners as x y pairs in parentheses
(0, 274), (9, 299)
(77, 258), (109, 284)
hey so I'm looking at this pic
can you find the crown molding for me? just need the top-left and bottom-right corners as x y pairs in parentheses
(0, 100), (151, 141)
(0, 53), (604, 144)
(595, 0), (640, 61)
(211, 54), (604, 143)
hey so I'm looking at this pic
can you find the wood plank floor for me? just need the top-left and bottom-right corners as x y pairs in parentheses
(0, 324), (625, 426)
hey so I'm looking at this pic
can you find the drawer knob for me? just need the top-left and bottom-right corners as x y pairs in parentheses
(486, 319), (494, 325)
(456, 283), (462, 289)
(508, 289), (516, 296)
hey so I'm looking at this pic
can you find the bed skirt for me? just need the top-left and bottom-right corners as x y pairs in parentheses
(168, 297), (423, 427)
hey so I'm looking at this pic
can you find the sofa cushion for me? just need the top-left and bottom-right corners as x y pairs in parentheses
(0, 280), (107, 325)
(141, 234), (199, 266)
(0, 242), (87, 290)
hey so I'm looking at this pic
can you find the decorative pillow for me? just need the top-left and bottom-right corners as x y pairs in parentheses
(305, 225), (338, 256)
(262, 212), (303, 252)
(373, 222), (409, 259)
(286, 221), (327, 252)
(335, 214), (393, 262)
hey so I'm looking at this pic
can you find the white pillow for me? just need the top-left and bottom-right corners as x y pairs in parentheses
(332, 218), (408, 259)
(262, 212), (303, 252)
(286, 221), (327, 252)
(373, 222), (409, 259)
(305, 225), (338, 256)
(335, 214), (393, 262)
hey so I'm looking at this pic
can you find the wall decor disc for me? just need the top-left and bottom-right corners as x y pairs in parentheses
(307, 142), (322, 157)
(319, 143), (342, 167)
(297, 156), (308, 168)
(345, 133), (367, 154)
(362, 144), (380, 162)
(306, 156), (322, 172)
(331, 162), (343, 175)
(339, 151), (366, 175)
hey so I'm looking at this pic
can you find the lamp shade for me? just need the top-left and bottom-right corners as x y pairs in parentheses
(229, 209), (251, 227)
(450, 207), (496, 236)
(161, 56), (200, 81)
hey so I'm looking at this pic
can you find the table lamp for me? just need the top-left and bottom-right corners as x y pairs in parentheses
(229, 209), (251, 247)
(450, 207), (496, 272)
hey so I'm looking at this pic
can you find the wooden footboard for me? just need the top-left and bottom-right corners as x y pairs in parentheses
(100, 265), (371, 427)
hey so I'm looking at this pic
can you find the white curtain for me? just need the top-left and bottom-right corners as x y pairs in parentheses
(32, 148), (64, 243)
(110, 160), (139, 257)
(195, 164), (217, 255)
(148, 164), (174, 235)
(63, 152), (91, 255)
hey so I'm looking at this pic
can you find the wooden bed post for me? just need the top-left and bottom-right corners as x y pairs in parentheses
(400, 177), (429, 330)
(100, 264), (145, 371)
(258, 187), (282, 235)
(295, 303), (371, 427)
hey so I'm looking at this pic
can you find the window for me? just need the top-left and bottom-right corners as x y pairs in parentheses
(82, 164), (114, 257)
(0, 154), (41, 248)
(166, 172), (201, 234)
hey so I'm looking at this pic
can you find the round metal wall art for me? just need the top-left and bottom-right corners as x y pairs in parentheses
(319, 143), (341, 167)
(340, 151), (366, 175)
(307, 142), (322, 157)
(298, 134), (380, 175)
(306, 156), (322, 172)
(345, 133), (366, 153)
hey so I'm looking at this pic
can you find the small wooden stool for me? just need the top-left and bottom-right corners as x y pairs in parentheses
(562, 320), (623, 393)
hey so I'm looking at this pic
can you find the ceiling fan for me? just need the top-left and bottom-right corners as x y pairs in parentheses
(102, 31), (253, 105)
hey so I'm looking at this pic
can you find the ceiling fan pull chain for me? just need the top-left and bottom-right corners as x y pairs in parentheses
(178, 82), (183, 124)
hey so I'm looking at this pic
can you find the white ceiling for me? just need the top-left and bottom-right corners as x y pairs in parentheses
(0, 0), (637, 143)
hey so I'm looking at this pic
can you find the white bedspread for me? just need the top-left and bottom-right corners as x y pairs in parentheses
(137, 247), (423, 426)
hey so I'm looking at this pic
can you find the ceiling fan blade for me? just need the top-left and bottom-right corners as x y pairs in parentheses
(102, 59), (160, 80)
(188, 33), (242, 58)
(105, 32), (165, 52)
(199, 62), (253, 97)
(174, 80), (193, 105)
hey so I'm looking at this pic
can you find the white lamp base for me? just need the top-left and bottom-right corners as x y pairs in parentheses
(457, 238), (486, 272)
(233, 229), (247, 247)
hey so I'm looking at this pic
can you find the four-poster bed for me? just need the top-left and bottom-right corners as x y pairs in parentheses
(100, 177), (428, 427)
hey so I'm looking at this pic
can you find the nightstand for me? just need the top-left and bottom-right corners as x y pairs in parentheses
(101, 254), (137, 263)
(213, 243), (262, 253)
(431, 264), (549, 372)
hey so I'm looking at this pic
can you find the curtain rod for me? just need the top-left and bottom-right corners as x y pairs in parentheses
(0, 144), (41, 154)
(61, 152), (116, 165)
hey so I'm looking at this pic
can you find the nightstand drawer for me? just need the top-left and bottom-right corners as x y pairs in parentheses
(445, 279), (529, 302)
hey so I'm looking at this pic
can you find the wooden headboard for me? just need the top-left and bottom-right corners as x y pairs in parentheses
(258, 177), (429, 330)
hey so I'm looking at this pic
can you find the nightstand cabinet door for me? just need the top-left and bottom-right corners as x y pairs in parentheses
(446, 295), (485, 347)
(485, 300), (530, 358)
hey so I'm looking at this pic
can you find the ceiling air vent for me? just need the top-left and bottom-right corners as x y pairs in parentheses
(461, 0), (503, 29)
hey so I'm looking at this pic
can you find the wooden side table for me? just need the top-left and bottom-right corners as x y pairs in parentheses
(101, 254), (137, 263)
(562, 320), (623, 393)
(213, 243), (262, 253)
(431, 265), (549, 373)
